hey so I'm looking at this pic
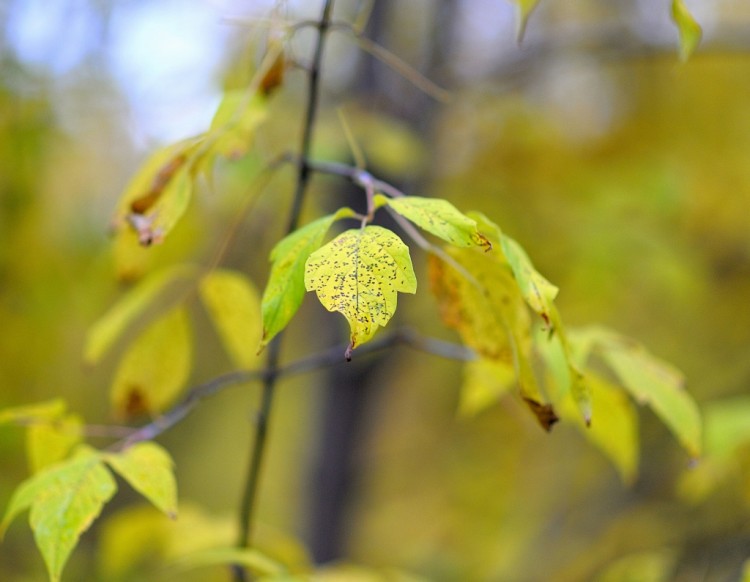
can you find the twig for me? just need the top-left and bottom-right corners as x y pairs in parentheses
(115, 329), (474, 449)
(233, 2), (335, 578)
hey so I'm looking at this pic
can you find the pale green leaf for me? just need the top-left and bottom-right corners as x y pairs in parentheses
(671, 0), (702, 61)
(562, 373), (639, 484)
(260, 209), (355, 349)
(510, 0), (541, 43)
(104, 442), (178, 518)
(703, 396), (750, 461)
(459, 358), (515, 417)
(26, 413), (83, 474)
(548, 308), (592, 425)
(200, 269), (262, 368)
(2, 447), (117, 582)
(207, 91), (268, 160)
(594, 549), (677, 582)
(111, 306), (192, 417)
(500, 235), (559, 325)
(305, 226), (417, 355)
(173, 547), (286, 577)
(597, 333), (701, 457)
(84, 265), (195, 364)
(0, 399), (66, 425)
(385, 196), (491, 249)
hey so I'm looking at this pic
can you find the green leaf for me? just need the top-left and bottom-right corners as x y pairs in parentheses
(173, 547), (286, 577)
(0, 399), (67, 425)
(2, 447), (117, 582)
(305, 226), (417, 356)
(84, 265), (195, 364)
(384, 196), (491, 249)
(548, 307), (592, 425)
(703, 396), (750, 461)
(500, 235), (559, 326)
(595, 332), (701, 458)
(260, 209), (354, 349)
(671, 0), (702, 61)
(200, 269), (262, 368)
(26, 413), (83, 474)
(207, 91), (268, 160)
(510, 0), (541, 43)
(104, 442), (178, 518)
(111, 306), (192, 417)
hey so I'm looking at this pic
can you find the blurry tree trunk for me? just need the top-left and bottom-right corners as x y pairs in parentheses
(306, 0), (458, 564)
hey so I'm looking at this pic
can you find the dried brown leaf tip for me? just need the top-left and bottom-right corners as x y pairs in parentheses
(523, 397), (559, 432)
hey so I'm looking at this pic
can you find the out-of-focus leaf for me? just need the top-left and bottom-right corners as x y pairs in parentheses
(594, 548), (677, 582)
(98, 503), (235, 580)
(548, 308), (592, 425)
(594, 330), (701, 458)
(84, 265), (195, 364)
(114, 139), (203, 246)
(104, 442), (178, 518)
(562, 372), (639, 484)
(510, 0), (541, 43)
(207, 91), (268, 160)
(305, 226), (417, 358)
(703, 396), (750, 461)
(0, 399), (66, 425)
(26, 413), (83, 474)
(385, 196), (491, 249)
(671, 0), (702, 61)
(172, 547), (286, 577)
(2, 446), (117, 582)
(110, 306), (192, 418)
(260, 208), (355, 350)
(459, 358), (515, 417)
(500, 235), (558, 326)
(428, 248), (556, 429)
(199, 269), (262, 368)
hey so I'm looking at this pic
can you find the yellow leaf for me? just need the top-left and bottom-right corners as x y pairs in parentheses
(111, 306), (192, 418)
(113, 138), (204, 246)
(671, 0), (702, 61)
(459, 358), (516, 417)
(104, 443), (178, 518)
(199, 269), (262, 368)
(207, 91), (268, 161)
(305, 226), (416, 357)
(84, 265), (195, 365)
(510, 0), (541, 43)
(561, 372), (639, 484)
(26, 413), (83, 474)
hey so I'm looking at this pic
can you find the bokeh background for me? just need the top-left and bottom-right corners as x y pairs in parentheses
(1, 0), (749, 580)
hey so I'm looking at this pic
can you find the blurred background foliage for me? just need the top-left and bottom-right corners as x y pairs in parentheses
(1, 0), (749, 580)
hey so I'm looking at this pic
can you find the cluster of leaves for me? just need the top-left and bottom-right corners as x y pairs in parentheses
(0, 401), (176, 582)
(0, 2), (711, 580)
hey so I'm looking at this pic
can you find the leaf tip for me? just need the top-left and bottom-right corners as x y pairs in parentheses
(345, 343), (354, 362)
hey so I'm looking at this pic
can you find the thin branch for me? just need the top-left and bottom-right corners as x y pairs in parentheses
(330, 22), (452, 103)
(234, 2), (335, 577)
(114, 329), (474, 450)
